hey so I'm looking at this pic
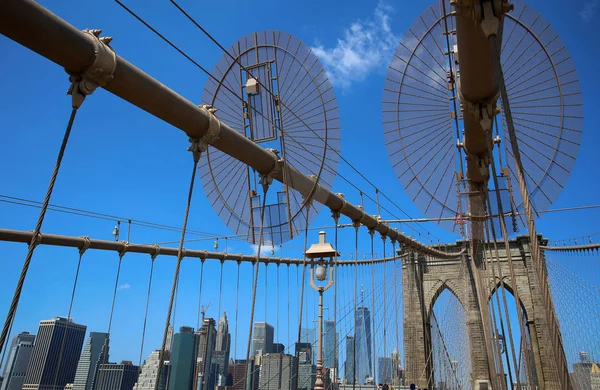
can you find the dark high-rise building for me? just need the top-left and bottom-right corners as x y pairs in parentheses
(344, 336), (355, 384)
(229, 359), (259, 390)
(229, 360), (247, 390)
(72, 332), (109, 390)
(215, 313), (231, 386)
(1, 331), (36, 390)
(355, 307), (372, 384)
(196, 318), (217, 390)
(95, 361), (138, 390)
(323, 321), (336, 369)
(295, 343), (315, 390)
(299, 328), (316, 363)
(22, 317), (87, 390)
(272, 344), (285, 354)
(168, 326), (198, 390)
(251, 323), (274, 357)
(259, 354), (297, 390)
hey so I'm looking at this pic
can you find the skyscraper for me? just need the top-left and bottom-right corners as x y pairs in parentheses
(22, 317), (87, 390)
(390, 349), (403, 386)
(295, 343), (315, 390)
(344, 336), (355, 384)
(95, 361), (138, 390)
(168, 326), (198, 390)
(251, 323), (274, 357)
(1, 331), (36, 390)
(72, 332), (109, 390)
(377, 357), (393, 385)
(323, 321), (336, 369)
(272, 344), (285, 354)
(196, 319), (217, 390)
(229, 360), (248, 390)
(133, 350), (170, 390)
(214, 313), (231, 386)
(258, 354), (297, 390)
(299, 328), (316, 363)
(355, 307), (372, 384)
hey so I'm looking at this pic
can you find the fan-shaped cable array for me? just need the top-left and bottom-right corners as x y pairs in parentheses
(200, 31), (341, 245)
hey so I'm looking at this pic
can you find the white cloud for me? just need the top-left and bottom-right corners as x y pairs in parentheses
(581, 0), (598, 21)
(311, 1), (400, 89)
(118, 283), (130, 290)
(249, 242), (279, 257)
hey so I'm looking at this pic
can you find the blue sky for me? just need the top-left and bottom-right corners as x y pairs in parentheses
(1, 0), (599, 373)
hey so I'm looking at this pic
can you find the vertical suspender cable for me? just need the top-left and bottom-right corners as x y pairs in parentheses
(392, 240), (400, 386)
(352, 222), (359, 390)
(97, 247), (127, 389)
(155, 151), (200, 390)
(382, 236), (387, 385)
(138, 250), (158, 369)
(243, 186), (269, 387)
(234, 261), (241, 360)
(370, 231), (377, 387)
(332, 211), (340, 390)
(52, 237), (90, 388)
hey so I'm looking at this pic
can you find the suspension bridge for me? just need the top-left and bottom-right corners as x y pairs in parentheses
(0, 0), (598, 390)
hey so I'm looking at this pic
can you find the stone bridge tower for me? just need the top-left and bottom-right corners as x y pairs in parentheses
(402, 235), (570, 390)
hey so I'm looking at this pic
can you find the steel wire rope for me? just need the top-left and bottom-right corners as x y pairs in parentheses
(382, 236), (388, 386)
(228, 259), (386, 390)
(480, 223), (512, 386)
(294, 201), (312, 373)
(96, 247), (127, 389)
(0, 195), (229, 240)
(330, 211), (340, 390)
(352, 223), (359, 390)
(233, 261), (240, 361)
(369, 230), (377, 386)
(392, 240), (400, 386)
(241, 265), (391, 390)
(242, 184), (270, 389)
(0, 106), (81, 354)
(138, 250), (158, 370)
(51, 238), (90, 389)
(114, 0), (442, 243)
(423, 290), (461, 388)
(154, 151), (200, 390)
(487, 108), (547, 386)
(545, 257), (600, 368)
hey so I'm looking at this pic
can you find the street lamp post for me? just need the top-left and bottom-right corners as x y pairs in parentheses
(306, 231), (339, 390)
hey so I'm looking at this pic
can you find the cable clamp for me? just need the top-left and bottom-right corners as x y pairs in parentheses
(78, 236), (91, 256)
(118, 242), (129, 258)
(195, 105), (222, 154)
(331, 193), (346, 220)
(30, 232), (43, 248)
(258, 149), (281, 193)
(67, 29), (117, 109)
(151, 244), (161, 261)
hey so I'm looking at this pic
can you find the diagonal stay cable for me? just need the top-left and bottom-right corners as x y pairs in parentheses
(0, 103), (81, 355)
